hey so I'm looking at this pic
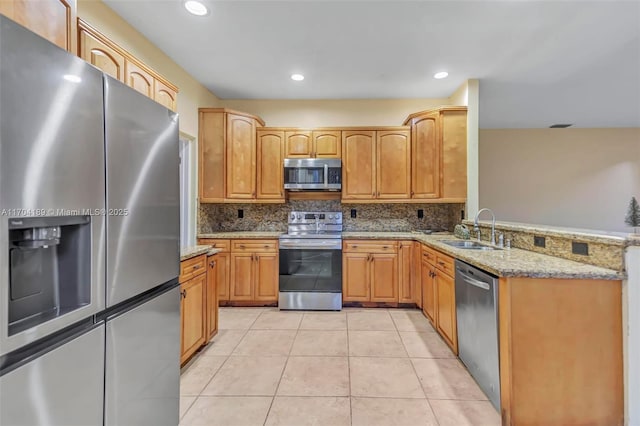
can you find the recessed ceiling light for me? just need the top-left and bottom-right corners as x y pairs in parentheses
(184, 0), (208, 16)
(433, 71), (449, 79)
(63, 74), (82, 83)
(291, 74), (305, 81)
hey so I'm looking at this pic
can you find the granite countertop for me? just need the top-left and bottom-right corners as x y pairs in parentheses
(198, 231), (283, 239)
(180, 245), (213, 261)
(342, 231), (622, 280)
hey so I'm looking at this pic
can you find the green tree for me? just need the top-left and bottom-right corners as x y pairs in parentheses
(625, 197), (640, 228)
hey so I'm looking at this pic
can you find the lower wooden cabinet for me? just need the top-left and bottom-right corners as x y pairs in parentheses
(180, 252), (219, 364)
(180, 271), (206, 364)
(343, 240), (398, 303)
(206, 253), (219, 342)
(228, 239), (278, 303)
(420, 244), (457, 354)
(411, 241), (423, 308)
(398, 241), (413, 303)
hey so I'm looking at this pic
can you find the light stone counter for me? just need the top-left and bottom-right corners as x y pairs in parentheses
(180, 245), (213, 261)
(342, 231), (622, 280)
(198, 231), (283, 239)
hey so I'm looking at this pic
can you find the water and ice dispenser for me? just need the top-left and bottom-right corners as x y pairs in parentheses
(8, 216), (92, 336)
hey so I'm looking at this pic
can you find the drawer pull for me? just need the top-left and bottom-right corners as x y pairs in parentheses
(193, 264), (202, 270)
(438, 261), (445, 266)
(383, 246), (389, 249)
(239, 244), (246, 249)
(264, 245), (269, 248)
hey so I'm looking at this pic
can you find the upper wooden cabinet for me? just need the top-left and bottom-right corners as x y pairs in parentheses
(342, 131), (375, 199)
(405, 107), (467, 201)
(226, 114), (257, 199)
(125, 60), (153, 98)
(376, 130), (411, 199)
(312, 131), (341, 158)
(283, 130), (341, 158)
(78, 28), (125, 82)
(285, 131), (312, 158)
(410, 111), (440, 199)
(77, 19), (178, 112)
(199, 108), (268, 203)
(1, 0), (76, 52)
(256, 130), (285, 200)
(342, 129), (410, 200)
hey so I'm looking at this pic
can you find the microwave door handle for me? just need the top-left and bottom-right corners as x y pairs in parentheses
(324, 164), (328, 188)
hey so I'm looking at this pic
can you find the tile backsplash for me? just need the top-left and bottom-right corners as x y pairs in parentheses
(199, 200), (464, 233)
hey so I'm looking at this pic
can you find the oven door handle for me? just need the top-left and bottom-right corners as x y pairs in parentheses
(279, 242), (341, 250)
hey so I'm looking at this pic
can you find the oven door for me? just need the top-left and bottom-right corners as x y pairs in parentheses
(278, 241), (342, 310)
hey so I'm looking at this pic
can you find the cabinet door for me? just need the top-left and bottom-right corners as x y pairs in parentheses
(206, 256), (218, 341)
(256, 130), (285, 200)
(370, 253), (398, 302)
(1, 0), (75, 51)
(226, 114), (257, 199)
(343, 252), (370, 302)
(376, 130), (411, 199)
(254, 253), (278, 301)
(312, 131), (341, 158)
(441, 110), (467, 199)
(436, 271), (457, 353)
(229, 253), (254, 301)
(411, 112), (440, 199)
(216, 251), (230, 302)
(412, 242), (422, 308)
(398, 242), (413, 304)
(125, 60), (154, 98)
(78, 28), (125, 82)
(285, 131), (313, 158)
(199, 111), (226, 202)
(181, 274), (206, 363)
(154, 79), (177, 112)
(342, 131), (375, 199)
(421, 260), (436, 324)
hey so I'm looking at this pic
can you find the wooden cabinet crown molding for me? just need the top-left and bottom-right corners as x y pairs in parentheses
(199, 108), (265, 126)
(403, 106), (468, 125)
(76, 18), (178, 93)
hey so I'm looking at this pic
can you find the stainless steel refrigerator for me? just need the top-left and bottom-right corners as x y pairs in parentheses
(0, 16), (181, 426)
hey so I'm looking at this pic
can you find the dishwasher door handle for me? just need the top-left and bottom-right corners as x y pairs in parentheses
(459, 272), (491, 290)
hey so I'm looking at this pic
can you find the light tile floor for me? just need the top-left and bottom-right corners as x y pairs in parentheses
(180, 307), (500, 426)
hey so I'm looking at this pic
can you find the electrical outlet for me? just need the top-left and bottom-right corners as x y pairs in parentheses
(534, 236), (546, 248)
(350, 209), (357, 218)
(572, 242), (589, 256)
(461, 210), (465, 220)
(417, 209), (424, 219)
(238, 209), (244, 219)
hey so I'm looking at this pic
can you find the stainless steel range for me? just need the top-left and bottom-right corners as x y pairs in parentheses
(279, 211), (343, 310)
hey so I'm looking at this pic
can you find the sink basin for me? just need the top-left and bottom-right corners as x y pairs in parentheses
(440, 240), (501, 250)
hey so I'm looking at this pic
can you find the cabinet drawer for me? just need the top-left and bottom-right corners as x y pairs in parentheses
(421, 245), (437, 265)
(180, 254), (207, 283)
(231, 239), (278, 253)
(343, 240), (398, 253)
(198, 239), (231, 252)
(435, 253), (455, 277)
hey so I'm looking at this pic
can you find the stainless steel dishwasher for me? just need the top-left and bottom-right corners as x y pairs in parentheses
(455, 259), (500, 410)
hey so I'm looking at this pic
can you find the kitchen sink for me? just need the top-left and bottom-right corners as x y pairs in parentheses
(441, 240), (501, 250)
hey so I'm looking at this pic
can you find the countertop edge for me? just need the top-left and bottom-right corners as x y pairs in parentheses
(180, 245), (213, 261)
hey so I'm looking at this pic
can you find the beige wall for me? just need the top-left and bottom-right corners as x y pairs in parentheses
(221, 98), (451, 127)
(479, 128), (640, 232)
(77, 0), (221, 137)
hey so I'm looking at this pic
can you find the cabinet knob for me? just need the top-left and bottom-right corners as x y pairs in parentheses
(180, 290), (187, 299)
(209, 260), (216, 267)
(411, 191), (415, 196)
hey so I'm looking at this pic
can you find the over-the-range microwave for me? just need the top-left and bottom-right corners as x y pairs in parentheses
(283, 158), (341, 191)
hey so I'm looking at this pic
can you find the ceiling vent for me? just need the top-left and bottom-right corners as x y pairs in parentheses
(549, 124), (573, 128)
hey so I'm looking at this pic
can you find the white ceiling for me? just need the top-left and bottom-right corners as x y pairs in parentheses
(104, 0), (640, 128)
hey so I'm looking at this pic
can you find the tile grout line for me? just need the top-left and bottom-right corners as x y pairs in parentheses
(261, 311), (302, 426)
(346, 310), (353, 426)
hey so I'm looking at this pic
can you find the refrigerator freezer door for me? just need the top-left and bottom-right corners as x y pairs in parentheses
(104, 76), (180, 306)
(0, 16), (106, 355)
(0, 325), (105, 426)
(105, 286), (180, 426)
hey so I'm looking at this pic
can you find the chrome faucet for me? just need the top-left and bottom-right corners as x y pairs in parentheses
(474, 208), (496, 245)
